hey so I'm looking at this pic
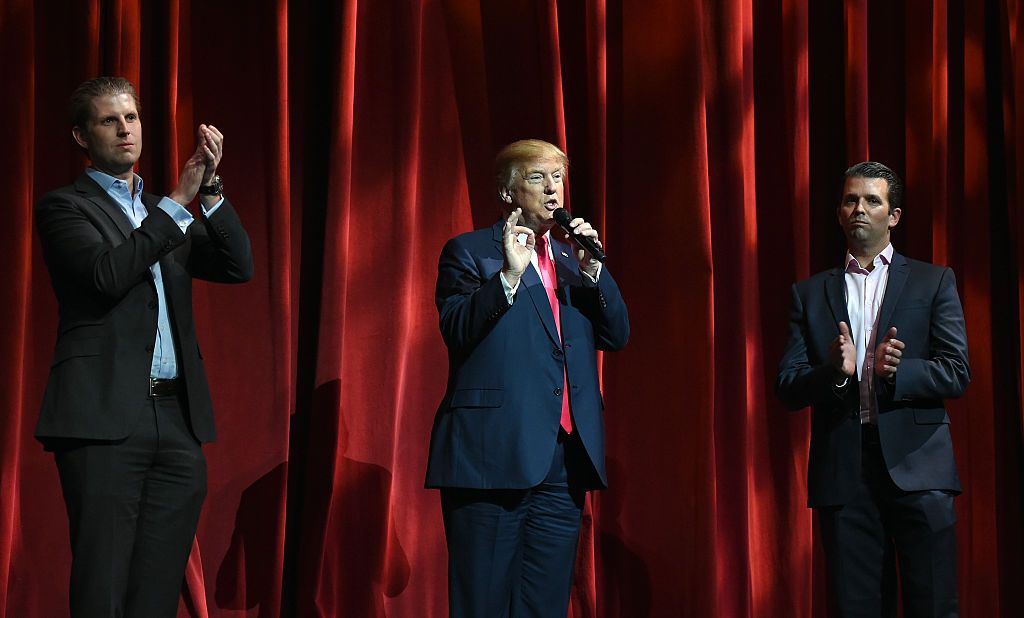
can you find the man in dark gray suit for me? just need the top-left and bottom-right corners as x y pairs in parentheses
(35, 77), (252, 617)
(777, 162), (969, 617)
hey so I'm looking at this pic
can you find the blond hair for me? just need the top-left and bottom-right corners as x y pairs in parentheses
(494, 139), (568, 197)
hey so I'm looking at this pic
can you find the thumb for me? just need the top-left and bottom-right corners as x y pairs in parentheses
(883, 326), (897, 341)
(838, 321), (851, 337)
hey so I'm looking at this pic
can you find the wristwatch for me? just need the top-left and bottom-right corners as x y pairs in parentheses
(198, 175), (223, 196)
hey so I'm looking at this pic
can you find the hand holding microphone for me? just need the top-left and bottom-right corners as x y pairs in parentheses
(553, 208), (607, 263)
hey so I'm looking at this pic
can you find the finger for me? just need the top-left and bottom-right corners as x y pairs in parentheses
(838, 321), (851, 337)
(889, 338), (905, 350)
(504, 208), (521, 230)
(206, 124), (224, 141)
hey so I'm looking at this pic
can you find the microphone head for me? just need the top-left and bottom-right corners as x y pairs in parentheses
(552, 207), (571, 227)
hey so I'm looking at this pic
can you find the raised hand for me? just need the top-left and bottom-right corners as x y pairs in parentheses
(565, 216), (602, 277)
(169, 124), (224, 206)
(873, 326), (904, 379)
(830, 321), (858, 378)
(501, 208), (535, 288)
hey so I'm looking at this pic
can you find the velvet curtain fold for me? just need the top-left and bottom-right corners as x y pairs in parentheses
(1, 1), (1022, 616)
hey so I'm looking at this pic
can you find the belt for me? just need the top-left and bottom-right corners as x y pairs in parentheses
(148, 377), (182, 397)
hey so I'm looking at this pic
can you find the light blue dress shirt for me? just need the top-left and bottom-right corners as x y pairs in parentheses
(85, 168), (223, 379)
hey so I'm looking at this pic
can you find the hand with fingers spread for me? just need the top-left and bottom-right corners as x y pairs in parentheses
(874, 326), (905, 380)
(170, 124), (225, 206)
(830, 321), (858, 378)
(501, 207), (535, 288)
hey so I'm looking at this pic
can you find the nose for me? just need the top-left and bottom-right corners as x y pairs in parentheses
(852, 198), (867, 214)
(542, 178), (555, 193)
(116, 117), (130, 135)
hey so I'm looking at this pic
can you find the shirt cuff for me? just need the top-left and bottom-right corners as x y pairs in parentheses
(499, 271), (520, 304)
(581, 263), (602, 286)
(201, 196), (225, 218)
(157, 197), (195, 234)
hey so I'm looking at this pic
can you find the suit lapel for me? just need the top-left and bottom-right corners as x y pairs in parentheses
(874, 252), (909, 347)
(75, 173), (134, 240)
(825, 267), (851, 328)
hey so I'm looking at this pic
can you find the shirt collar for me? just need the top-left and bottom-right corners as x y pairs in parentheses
(844, 243), (893, 273)
(85, 167), (144, 194)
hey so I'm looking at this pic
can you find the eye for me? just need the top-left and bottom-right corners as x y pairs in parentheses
(127, 113), (138, 121)
(552, 172), (563, 182)
(527, 174), (543, 183)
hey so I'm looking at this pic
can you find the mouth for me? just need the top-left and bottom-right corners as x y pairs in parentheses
(544, 199), (559, 211)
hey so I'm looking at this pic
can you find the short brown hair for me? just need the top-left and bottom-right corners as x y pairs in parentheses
(68, 77), (140, 128)
(494, 139), (568, 195)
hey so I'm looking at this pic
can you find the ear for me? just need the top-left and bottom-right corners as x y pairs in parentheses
(500, 189), (512, 203)
(72, 126), (89, 150)
(888, 207), (902, 229)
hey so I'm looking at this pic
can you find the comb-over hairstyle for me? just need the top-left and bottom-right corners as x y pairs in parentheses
(494, 139), (569, 194)
(844, 161), (903, 213)
(68, 76), (140, 128)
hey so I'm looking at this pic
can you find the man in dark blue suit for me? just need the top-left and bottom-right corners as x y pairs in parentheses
(426, 139), (629, 616)
(777, 162), (969, 617)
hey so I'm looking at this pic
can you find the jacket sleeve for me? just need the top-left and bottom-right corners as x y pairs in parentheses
(775, 283), (847, 410)
(435, 237), (512, 353)
(891, 267), (971, 401)
(572, 269), (630, 351)
(185, 198), (254, 283)
(35, 191), (186, 300)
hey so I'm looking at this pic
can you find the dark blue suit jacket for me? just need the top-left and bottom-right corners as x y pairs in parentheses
(776, 252), (970, 507)
(425, 221), (629, 490)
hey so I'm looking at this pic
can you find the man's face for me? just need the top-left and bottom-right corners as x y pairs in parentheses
(837, 176), (900, 249)
(72, 93), (142, 178)
(505, 157), (565, 232)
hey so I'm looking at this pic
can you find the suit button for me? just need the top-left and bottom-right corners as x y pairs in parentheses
(553, 387), (562, 396)
(553, 348), (563, 358)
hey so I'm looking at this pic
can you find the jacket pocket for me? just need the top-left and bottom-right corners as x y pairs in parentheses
(450, 388), (504, 409)
(51, 337), (103, 366)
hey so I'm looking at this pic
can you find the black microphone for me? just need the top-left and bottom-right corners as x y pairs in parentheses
(553, 208), (607, 263)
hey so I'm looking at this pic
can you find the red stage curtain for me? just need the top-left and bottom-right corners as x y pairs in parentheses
(1, 1), (1022, 616)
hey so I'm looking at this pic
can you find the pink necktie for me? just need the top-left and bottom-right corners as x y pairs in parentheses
(536, 235), (573, 434)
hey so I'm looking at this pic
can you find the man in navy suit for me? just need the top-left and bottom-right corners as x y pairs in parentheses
(35, 77), (252, 617)
(777, 162), (969, 617)
(426, 139), (629, 616)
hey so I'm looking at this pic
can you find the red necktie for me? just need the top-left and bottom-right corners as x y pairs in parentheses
(536, 235), (573, 434)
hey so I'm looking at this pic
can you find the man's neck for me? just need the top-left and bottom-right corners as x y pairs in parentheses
(848, 242), (888, 272)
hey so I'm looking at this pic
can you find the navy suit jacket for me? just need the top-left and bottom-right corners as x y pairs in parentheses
(776, 252), (970, 507)
(34, 173), (253, 444)
(425, 221), (629, 490)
